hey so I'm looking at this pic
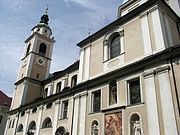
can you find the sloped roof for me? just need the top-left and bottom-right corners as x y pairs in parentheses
(0, 91), (12, 108)
(43, 60), (79, 84)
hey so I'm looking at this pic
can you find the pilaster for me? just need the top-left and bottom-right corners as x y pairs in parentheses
(72, 94), (80, 135)
(143, 70), (160, 135)
(36, 105), (44, 135)
(23, 110), (31, 135)
(156, 66), (178, 135)
(52, 100), (60, 134)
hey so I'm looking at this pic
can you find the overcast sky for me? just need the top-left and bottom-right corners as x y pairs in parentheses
(0, 0), (123, 96)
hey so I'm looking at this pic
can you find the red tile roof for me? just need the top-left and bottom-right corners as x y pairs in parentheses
(0, 91), (12, 108)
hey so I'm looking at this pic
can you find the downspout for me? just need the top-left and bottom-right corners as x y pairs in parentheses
(14, 111), (20, 135)
(170, 49), (180, 115)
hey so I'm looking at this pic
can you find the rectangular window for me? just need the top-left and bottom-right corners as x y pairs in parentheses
(92, 90), (101, 113)
(0, 115), (3, 124)
(8, 120), (11, 128)
(71, 75), (77, 87)
(61, 100), (68, 119)
(128, 78), (141, 105)
(56, 82), (62, 93)
(11, 119), (15, 128)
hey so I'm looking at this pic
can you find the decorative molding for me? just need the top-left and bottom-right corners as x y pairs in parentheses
(39, 105), (44, 110)
(143, 70), (155, 78)
(149, 5), (158, 13)
(80, 91), (88, 97)
(74, 94), (80, 99)
(55, 100), (60, 105)
(155, 65), (170, 74)
(139, 11), (149, 18)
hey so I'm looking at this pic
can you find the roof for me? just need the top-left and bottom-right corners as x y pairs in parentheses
(0, 91), (12, 108)
(43, 60), (79, 84)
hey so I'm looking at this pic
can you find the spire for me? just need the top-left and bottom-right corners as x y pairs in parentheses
(39, 6), (49, 25)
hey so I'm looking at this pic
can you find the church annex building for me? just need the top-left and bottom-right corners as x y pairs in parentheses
(4, 0), (180, 135)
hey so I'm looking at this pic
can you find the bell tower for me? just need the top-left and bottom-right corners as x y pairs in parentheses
(11, 9), (55, 110)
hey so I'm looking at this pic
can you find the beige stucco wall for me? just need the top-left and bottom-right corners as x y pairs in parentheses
(11, 84), (24, 110)
(89, 38), (104, 78)
(25, 82), (42, 104)
(123, 18), (144, 63)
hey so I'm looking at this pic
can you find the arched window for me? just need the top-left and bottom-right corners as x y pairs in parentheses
(56, 82), (62, 93)
(129, 113), (142, 135)
(32, 107), (37, 113)
(91, 120), (99, 135)
(42, 117), (52, 128)
(109, 80), (117, 105)
(110, 34), (120, 59)
(55, 126), (66, 135)
(44, 88), (48, 98)
(26, 44), (31, 56)
(71, 75), (77, 87)
(28, 121), (36, 130)
(17, 124), (23, 132)
(46, 102), (52, 109)
(39, 43), (47, 56)
(21, 111), (25, 117)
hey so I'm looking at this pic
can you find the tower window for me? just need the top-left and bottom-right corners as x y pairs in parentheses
(92, 90), (101, 113)
(109, 80), (117, 105)
(26, 44), (31, 56)
(36, 73), (39, 79)
(39, 43), (47, 56)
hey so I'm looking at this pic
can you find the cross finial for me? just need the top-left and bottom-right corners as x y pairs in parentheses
(88, 28), (91, 37)
(45, 4), (48, 15)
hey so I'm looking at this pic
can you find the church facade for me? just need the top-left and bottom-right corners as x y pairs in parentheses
(4, 0), (180, 135)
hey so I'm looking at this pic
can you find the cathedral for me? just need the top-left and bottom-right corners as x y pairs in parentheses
(4, 0), (180, 135)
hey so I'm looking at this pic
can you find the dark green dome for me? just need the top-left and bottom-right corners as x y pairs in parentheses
(39, 14), (49, 25)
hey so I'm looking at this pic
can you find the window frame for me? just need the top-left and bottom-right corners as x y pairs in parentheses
(39, 43), (47, 56)
(127, 77), (142, 106)
(71, 75), (77, 87)
(92, 90), (101, 113)
(109, 34), (121, 59)
(17, 124), (23, 132)
(103, 29), (124, 62)
(61, 100), (69, 119)
(42, 117), (52, 128)
(56, 82), (62, 93)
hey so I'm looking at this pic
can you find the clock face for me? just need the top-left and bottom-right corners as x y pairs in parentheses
(37, 57), (45, 65)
